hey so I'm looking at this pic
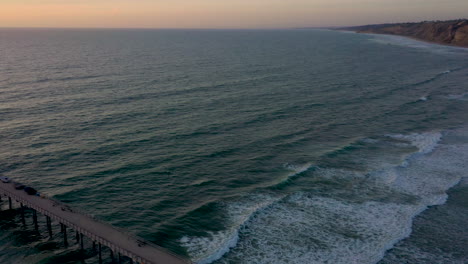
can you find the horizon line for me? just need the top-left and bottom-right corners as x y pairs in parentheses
(1, 18), (465, 31)
(0, 26), (329, 31)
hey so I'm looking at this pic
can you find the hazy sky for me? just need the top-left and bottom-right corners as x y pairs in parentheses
(1, 0), (467, 29)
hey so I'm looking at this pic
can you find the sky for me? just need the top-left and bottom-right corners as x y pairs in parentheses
(1, 0), (467, 29)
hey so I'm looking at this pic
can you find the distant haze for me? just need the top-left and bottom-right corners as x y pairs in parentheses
(1, 0), (467, 29)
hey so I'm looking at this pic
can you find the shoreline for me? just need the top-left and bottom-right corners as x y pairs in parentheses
(378, 125), (468, 264)
(373, 33), (468, 49)
(378, 177), (468, 264)
(338, 19), (468, 49)
(343, 30), (468, 49)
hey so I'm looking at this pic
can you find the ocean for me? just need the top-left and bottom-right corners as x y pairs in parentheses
(0, 29), (467, 264)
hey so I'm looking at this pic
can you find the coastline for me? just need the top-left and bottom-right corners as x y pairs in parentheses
(2, 28), (468, 264)
(378, 125), (468, 264)
(344, 30), (468, 49)
(379, 178), (468, 264)
(338, 19), (468, 48)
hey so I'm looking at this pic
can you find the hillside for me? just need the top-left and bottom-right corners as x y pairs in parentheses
(343, 19), (468, 47)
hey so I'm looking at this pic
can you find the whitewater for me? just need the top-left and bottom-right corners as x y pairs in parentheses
(180, 127), (468, 264)
(0, 29), (467, 263)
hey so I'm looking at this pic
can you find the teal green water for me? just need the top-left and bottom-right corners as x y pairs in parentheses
(0, 29), (467, 263)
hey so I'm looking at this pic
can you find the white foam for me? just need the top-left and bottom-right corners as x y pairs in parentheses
(371, 167), (400, 185)
(387, 131), (442, 154)
(447, 92), (468, 101)
(189, 179), (215, 186)
(360, 138), (380, 144)
(180, 194), (282, 264)
(418, 96), (428, 101)
(283, 162), (313, 177)
(369, 34), (468, 55)
(392, 142), (468, 204)
(381, 241), (468, 264)
(183, 129), (468, 264)
(264, 162), (314, 187)
(219, 135), (467, 263)
(180, 229), (238, 264)
(214, 195), (422, 264)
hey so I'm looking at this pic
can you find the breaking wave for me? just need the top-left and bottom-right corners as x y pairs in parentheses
(181, 128), (468, 264)
(179, 194), (283, 264)
(447, 92), (468, 101)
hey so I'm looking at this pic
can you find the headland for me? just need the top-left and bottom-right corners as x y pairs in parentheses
(341, 19), (468, 48)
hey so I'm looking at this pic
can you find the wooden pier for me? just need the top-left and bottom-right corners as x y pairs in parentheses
(0, 181), (191, 264)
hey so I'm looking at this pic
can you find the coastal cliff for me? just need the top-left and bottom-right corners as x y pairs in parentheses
(344, 19), (468, 47)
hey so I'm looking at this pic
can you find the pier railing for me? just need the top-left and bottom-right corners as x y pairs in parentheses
(0, 183), (191, 264)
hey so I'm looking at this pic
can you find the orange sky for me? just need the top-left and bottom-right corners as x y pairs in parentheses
(1, 0), (467, 29)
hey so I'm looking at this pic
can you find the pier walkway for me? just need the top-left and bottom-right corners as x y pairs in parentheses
(0, 181), (191, 264)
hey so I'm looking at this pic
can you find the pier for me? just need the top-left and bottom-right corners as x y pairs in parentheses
(0, 181), (191, 264)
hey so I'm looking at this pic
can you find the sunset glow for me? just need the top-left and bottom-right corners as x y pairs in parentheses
(1, 0), (467, 29)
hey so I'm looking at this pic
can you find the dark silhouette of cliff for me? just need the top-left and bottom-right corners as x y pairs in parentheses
(343, 19), (468, 47)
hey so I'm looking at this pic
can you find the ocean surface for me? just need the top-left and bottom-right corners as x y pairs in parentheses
(0, 29), (467, 264)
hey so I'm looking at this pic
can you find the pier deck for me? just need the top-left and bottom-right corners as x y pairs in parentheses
(0, 181), (191, 264)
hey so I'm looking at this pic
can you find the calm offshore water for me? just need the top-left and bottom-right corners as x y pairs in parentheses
(0, 29), (467, 264)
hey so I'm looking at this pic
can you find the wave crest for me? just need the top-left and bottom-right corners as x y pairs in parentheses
(180, 129), (468, 264)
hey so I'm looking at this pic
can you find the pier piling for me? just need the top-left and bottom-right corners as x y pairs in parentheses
(62, 224), (68, 246)
(20, 203), (26, 226)
(46, 216), (52, 237)
(98, 243), (103, 264)
(33, 209), (38, 231)
(1, 182), (191, 264)
(79, 233), (85, 262)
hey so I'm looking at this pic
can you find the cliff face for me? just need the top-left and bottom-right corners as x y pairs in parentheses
(344, 20), (468, 48)
(453, 21), (468, 47)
